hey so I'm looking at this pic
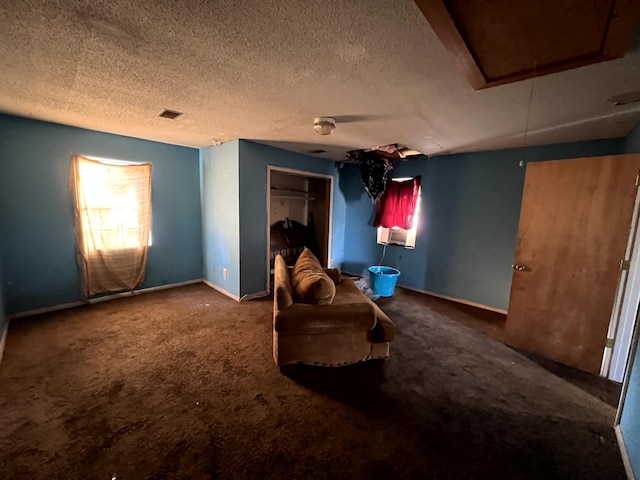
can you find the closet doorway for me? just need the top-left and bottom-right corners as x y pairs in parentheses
(267, 167), (332, 284)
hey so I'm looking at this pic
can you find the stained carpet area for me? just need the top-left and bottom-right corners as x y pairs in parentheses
(0, 283), (626, 479)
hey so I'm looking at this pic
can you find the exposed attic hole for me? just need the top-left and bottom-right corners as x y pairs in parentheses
(347, 143), (423, 162)
(158, 109), (183, 119)
(346, 143), (423, 204)
(309, 149), (327, 154)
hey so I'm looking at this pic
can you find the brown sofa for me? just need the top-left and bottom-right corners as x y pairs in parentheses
(272, 252), (395, 367)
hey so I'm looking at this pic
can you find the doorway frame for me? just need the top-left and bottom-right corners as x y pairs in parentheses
(602, 171), (640, 381)
(266, 166), (334, 294)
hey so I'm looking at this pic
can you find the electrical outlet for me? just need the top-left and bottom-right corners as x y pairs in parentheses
(223, 268), (227, 279)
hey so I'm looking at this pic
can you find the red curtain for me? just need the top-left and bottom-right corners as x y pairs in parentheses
(374, 176), (421, 229)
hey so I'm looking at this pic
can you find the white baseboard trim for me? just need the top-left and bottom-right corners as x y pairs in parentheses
(341, 272), (507, 314)
(202, 279), (241, 302)
(397, 284), (508, 315)
(240, 291), (269, 302)
(88, 279), (203, 304)
(9, 279), (204, 319)
(10, 301), (85, 319)
(0, 320), (8, 366)
(616, 425), (636, 480)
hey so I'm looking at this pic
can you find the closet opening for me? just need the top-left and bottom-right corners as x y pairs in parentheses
(267, 167), (332, 287)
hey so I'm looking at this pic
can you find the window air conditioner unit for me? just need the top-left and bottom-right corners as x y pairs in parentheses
(377, 226), (416, 249)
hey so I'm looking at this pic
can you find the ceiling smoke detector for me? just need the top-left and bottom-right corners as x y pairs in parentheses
(313, 117), (336, 135)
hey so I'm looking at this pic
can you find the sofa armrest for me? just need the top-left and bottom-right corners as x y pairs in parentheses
(323, 268), (342, 285)
(275, 303), (376, 335)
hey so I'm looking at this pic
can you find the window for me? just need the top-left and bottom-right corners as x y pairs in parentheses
(375, 176), (421, 249)
(76, 157), (152, 253)
(71, 155), (152, 297)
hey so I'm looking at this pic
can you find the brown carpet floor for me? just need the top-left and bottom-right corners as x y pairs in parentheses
(0, 283), (626, 479)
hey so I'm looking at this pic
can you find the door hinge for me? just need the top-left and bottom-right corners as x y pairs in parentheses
(620, 259), (631, 271)
(605, 337), (615, 349)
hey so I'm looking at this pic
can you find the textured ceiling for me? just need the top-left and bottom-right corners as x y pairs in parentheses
(1, 0), (640, 160)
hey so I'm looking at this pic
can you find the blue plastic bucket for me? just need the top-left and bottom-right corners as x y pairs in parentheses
(368, 266), (401, 297)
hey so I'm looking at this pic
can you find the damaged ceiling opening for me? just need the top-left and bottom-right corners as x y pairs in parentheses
(347, 144), (424, 203)
(348, 143), (424, 161)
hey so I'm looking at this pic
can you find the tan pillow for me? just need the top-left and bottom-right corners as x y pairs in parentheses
(292, 248), (336, 305)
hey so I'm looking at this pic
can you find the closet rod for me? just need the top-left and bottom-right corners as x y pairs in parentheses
(271, 195), (316, 201)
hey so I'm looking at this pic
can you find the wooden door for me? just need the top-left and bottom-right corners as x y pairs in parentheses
(505, 155), (640, 374)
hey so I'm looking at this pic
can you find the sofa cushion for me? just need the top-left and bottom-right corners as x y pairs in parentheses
(292, 248), (336, 305)
(274, 303), (375, 334)
(332, 278), (395, 342)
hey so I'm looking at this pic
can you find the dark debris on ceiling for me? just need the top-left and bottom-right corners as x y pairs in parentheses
(346, 143), (424, 203)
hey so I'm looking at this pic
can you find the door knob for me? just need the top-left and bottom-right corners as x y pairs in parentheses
(512, 264), (529, 272)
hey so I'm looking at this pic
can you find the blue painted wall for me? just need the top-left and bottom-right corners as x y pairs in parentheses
(621, 343), (640, 479)
(626, 123), (640, 153)
(238, 140), (346, 296)
(0, 114), (202, 315)
(0, 241), (7, 340)
(619, 122), (640, 478)
(342, 138), (625, 310)
(200, 141), (241, 297)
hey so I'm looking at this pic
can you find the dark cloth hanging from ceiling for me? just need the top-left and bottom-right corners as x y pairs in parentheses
(349, 151), (393, 203)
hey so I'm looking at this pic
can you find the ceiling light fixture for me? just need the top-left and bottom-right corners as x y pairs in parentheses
(313, 117), (336, 135)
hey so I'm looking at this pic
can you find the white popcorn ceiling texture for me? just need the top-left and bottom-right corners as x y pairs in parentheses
(1, 0), (640, 160)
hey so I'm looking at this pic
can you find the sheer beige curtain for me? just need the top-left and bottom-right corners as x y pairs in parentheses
(70, 155), (152, 298)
